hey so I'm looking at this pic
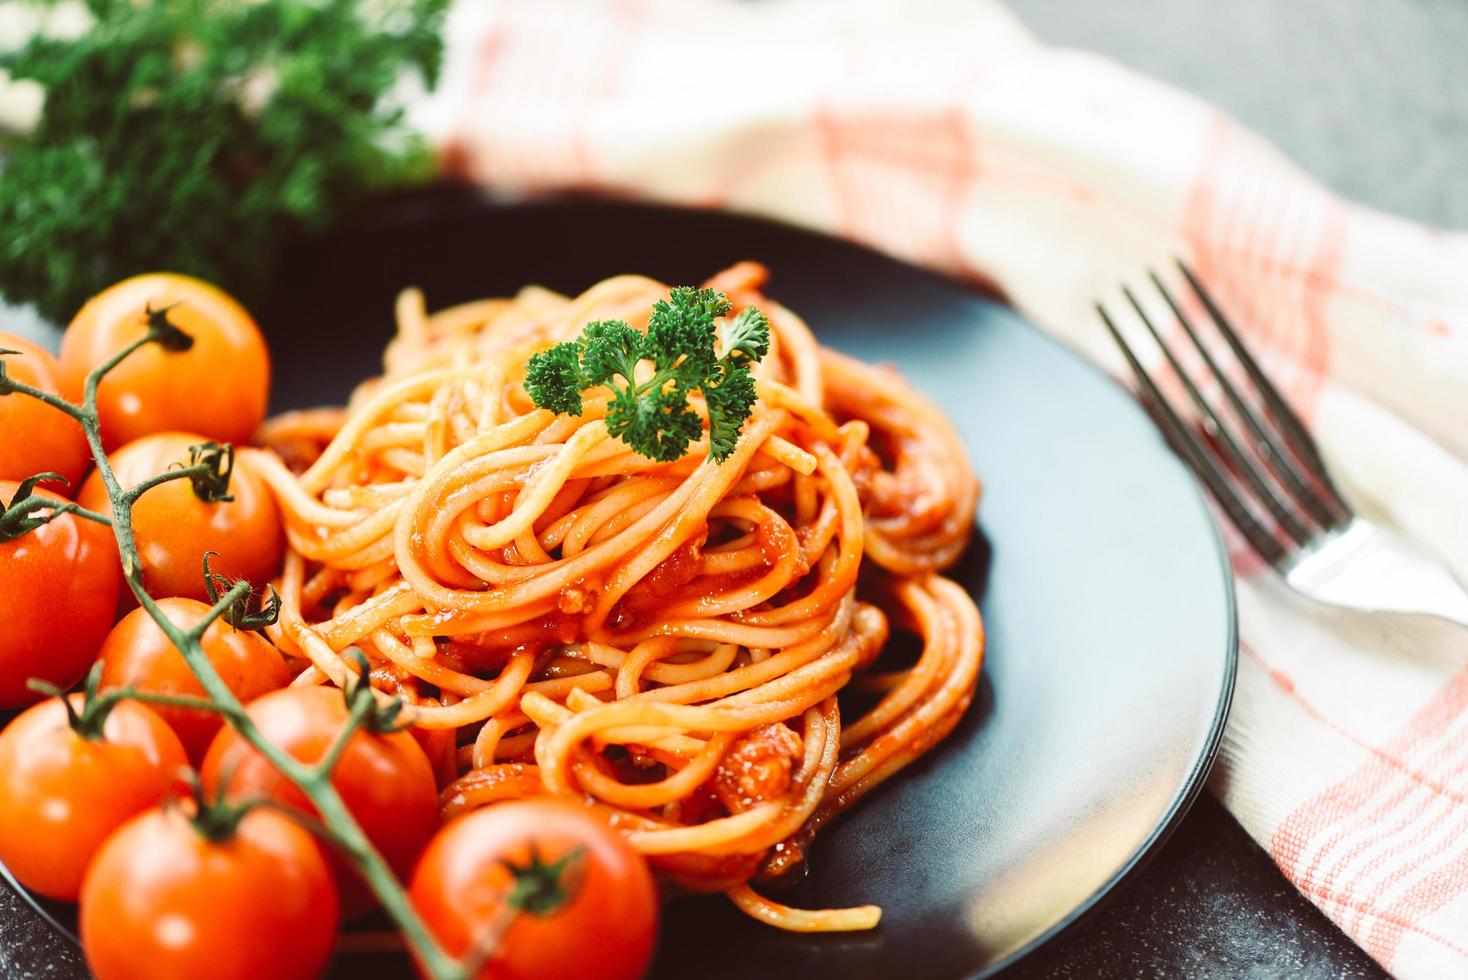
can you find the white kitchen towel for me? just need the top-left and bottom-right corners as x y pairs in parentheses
(414, 1), (1468, 974)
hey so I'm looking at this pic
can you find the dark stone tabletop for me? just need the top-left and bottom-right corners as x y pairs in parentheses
(3, 0), (1464, 977)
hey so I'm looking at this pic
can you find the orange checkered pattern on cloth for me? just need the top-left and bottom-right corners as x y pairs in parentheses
(412, 1), (1468, 974)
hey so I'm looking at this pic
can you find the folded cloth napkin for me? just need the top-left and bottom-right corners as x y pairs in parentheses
(414, 1), (1468, 974)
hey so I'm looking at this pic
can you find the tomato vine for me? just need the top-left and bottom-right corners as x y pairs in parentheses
(0, 320), (470, 980)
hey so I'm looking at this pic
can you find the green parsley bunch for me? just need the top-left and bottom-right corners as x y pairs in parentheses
(525, 287), (772, 464)
(0, 0), (448, 324)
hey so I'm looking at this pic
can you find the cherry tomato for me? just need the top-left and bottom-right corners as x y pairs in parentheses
(201, 685), (439, 916)
(60, 273), (270, 450)
(97, 598), (291, 761)
(409, 800), (659, 980)
(80, 804), (338, 980)
(78, 432), (283, 602)
(0, 695), (186, 900)
(0, 480), (120, 707)
(411, 724), (460, 789)
(0, 333), (91, 487)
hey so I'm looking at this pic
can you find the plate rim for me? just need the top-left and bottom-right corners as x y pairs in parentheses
(0, 195), (1239, 978)
(979, 510), (1237, 977)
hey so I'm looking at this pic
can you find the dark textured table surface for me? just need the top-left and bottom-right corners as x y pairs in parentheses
(3, 1), (1464, 977)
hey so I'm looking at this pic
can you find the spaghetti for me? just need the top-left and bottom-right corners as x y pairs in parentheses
(249, 262), (984, 931)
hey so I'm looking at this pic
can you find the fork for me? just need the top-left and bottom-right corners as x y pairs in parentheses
(1097, 262), (1468, 628)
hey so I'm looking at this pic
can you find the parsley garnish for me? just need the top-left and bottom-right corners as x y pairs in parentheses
(525, 287), (771, 464)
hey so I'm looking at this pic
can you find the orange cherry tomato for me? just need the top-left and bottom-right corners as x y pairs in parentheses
(60, 273), (270, 450)
(409, 800), (659, 980)
(0, 695), (186, 900)
(201, 685), (439, 916)
(0, 333), (91, 487)
(78, 432), (283, 602)
(97, 598), (291, 761)
(0, 480), (120, 708)
(80, 804), (338, 980)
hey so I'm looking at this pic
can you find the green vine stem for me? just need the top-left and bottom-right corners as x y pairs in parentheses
(26, 663), (239, 741)
(0, 472), (111, 541)
(0, 326), (467, 980)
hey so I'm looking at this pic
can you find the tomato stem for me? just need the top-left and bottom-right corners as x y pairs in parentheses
(4, 317), (471, 979)
(0, 494), (104, 540)
(118, 461), (216, 506)
(201, 552), (281, 633)
(249, 797), (355, 856)
(178, 769), (254, 844)
(28, 664), (124, 741)
(310, 650), (408, 782)
(143, 304), (195, 353)
(315, 681), (373, 778)
(337, 648), (410, 736)
(111, 687), (241, 718)
(0, 370), (87, 423)
(24, 678), (89, 736)
(59, 502), (113, 526)
(180, 442), (236, 503)
(504, 843), (586, 916)
(459, 843), (586, 977)
(186, 575), (254, 644)
(0, 474), (112, 541)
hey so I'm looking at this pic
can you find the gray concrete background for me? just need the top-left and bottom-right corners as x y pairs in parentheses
(1010, 0), (1468, 228)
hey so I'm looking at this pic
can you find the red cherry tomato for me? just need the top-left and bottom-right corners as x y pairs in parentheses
(201, 685), (439, 916)
(60, 273), (270, 450)
(0, 480), (120, 708)
(98, 598), (291, 761)
(78, 432), (283, 602)
(80, 804), (338, 980)
(0, 695), (186, 900)
(0, 333), (91, 487)
(410, 800), (659, 980)
(411, 724), (460, 789)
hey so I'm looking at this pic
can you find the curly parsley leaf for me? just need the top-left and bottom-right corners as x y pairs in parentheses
(703, 362), (760, 463)
(525, 287), (771, 464)
(523, 342), (588, 417)
(722, 307), (772, 367)
(579, 320), (645, 390)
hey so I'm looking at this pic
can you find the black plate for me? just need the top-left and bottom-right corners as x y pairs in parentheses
(2, 194), (1235, 979)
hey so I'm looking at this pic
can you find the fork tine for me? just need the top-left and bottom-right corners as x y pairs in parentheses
(1121, 286), (1313, 546)
(1097, 302), (1287, 565)
(1175, 261), (1352, 522)
(1148, 270), (1341, 531)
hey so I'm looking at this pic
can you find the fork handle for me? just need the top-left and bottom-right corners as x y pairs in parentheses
(1284, 521), (1468, 628)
